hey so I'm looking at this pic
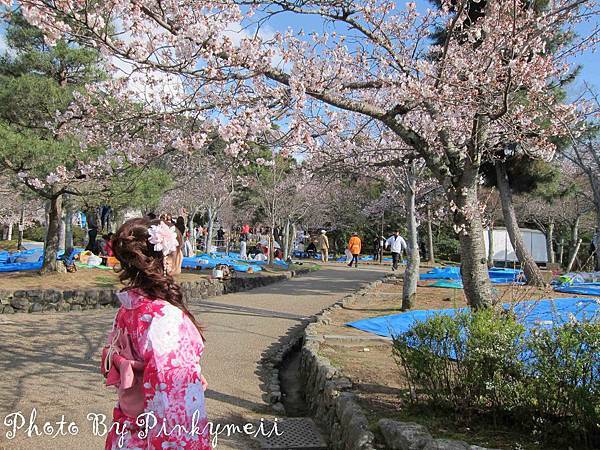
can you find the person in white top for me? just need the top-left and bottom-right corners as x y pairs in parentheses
(385, 230), (407, 271)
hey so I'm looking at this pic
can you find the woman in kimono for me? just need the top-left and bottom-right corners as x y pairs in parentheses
(102, 217), (211, 449)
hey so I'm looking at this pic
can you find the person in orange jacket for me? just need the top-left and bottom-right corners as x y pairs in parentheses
(347, 232), (362, 267)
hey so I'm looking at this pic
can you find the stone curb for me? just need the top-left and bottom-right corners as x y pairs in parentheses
(0, 266), (316, 315)
(294, 277), (386, 450)
(296, 273), (499, 450)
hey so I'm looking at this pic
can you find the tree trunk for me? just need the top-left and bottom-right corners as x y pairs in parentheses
(426, 205), (435, 264)
(188, 207), (198, 251)
(450, 166), (493, 309)
(567, 239), (582, 272)
(487, 221), (495, 268)
(64, 201), (73, 256)
(206, 207), (214, 253)
(41, 195), (63, 274)
(290, 223), (297, 258)
(402, 180), (420, 311)
(17, 206), (24, 250)
(58, 215), (66, 253)
(569, 215), (580, 266)
(558, 238), (565, 266)
(268, 218), (275, 265)
(546, 220), (555, 265)
(495, 162), (546, 287)
(283, 218), (290, 260)
(6, 223), (13, 241)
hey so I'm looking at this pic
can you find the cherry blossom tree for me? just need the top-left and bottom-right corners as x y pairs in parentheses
(0, 176), (44, 245)
(8, 0), (598, 306)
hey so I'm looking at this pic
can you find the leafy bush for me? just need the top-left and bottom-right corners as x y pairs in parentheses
(23, 224), (46, 242)
(393, 309), (526, 410)
(526, 320), (600, 441)
(392, 308), (600, 446)
(24, 224), (87, 246)
(433, 227), (461, 262)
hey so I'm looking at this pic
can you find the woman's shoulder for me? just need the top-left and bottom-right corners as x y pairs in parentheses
(136, 297), (183, 321)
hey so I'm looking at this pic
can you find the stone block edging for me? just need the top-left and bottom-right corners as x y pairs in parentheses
(0, 266), (315, 314)
(297, 278), (384, 450)
(296, 274), (499, 450)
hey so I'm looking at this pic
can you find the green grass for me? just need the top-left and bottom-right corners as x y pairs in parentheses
(0, 240), (21, 251)
(94, 275), (118, 288)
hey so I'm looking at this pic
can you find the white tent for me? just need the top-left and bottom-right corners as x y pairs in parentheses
(484, 227), (548, 263)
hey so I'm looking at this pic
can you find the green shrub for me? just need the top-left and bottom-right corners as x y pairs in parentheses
(393, 309), (525, 410)
(23, 224), (46, 242)
(434, 234), (461, 262)
(526, 320), (600, 441)
(23, 224), (87, 246)
(392, 308), (600, 446)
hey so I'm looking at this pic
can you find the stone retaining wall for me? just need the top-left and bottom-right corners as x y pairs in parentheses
(0, 268), (311, 314)
(298, 279), (384, 450)
(298, 276), (498, 450)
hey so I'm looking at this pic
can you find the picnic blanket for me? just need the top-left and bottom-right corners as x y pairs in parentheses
(554, 283), (600, 297)
(346, 297), (599, 339)
(420, 266), (523, 284)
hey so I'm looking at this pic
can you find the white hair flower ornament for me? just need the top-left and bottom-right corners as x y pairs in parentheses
(148, 222), (179, 256)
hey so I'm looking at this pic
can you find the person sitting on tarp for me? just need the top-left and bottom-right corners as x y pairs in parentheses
(100, 233), (114, 257)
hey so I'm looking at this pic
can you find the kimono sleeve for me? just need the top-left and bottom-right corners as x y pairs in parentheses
(138, 303), (210, 449)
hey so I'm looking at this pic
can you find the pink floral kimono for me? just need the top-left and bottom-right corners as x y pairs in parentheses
(102, 289), (211, 450)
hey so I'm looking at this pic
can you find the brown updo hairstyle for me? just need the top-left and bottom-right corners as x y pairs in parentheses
(112, 217), (203, 337)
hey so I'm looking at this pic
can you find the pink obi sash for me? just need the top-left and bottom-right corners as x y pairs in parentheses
(101, 327), (145, 418)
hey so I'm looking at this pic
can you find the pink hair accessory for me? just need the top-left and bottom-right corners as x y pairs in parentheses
(148, 221), (179, 256)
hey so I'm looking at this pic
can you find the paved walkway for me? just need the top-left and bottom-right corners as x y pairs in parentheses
(0, 264), (386, 450)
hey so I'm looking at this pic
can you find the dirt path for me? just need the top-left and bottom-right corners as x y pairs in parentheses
(0, 264), (387, 450)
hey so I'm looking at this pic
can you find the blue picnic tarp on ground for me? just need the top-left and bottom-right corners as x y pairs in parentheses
(420, 266), (523, 284)
(346, 297), (599, 339)
(181, 254), (264, 272)
(429, 280), (464, 289)
(0, 247), (85, 273)
(554, 283), (600, 297)
(420, 266), (461, 280)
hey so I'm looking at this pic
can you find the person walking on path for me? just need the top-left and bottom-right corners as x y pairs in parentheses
(347, 232), (362, 267)
(318, 230), (330, 262)
(104, 218), (210, 449)
(386, 230), (407, 271)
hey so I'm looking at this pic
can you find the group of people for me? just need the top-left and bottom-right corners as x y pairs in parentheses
(312, 229), (408, 270)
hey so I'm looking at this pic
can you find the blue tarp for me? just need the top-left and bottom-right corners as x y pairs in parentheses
(554, 283), (600, 297)
(420, 266), (523, 284)
(346, 297), (599, 339)
(420, 266), (462, 280)
(181, 254), (264, 272)
(429, 280), (464, 289)
(0, 261), (43, 272)
(0, 248), (85, 273)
